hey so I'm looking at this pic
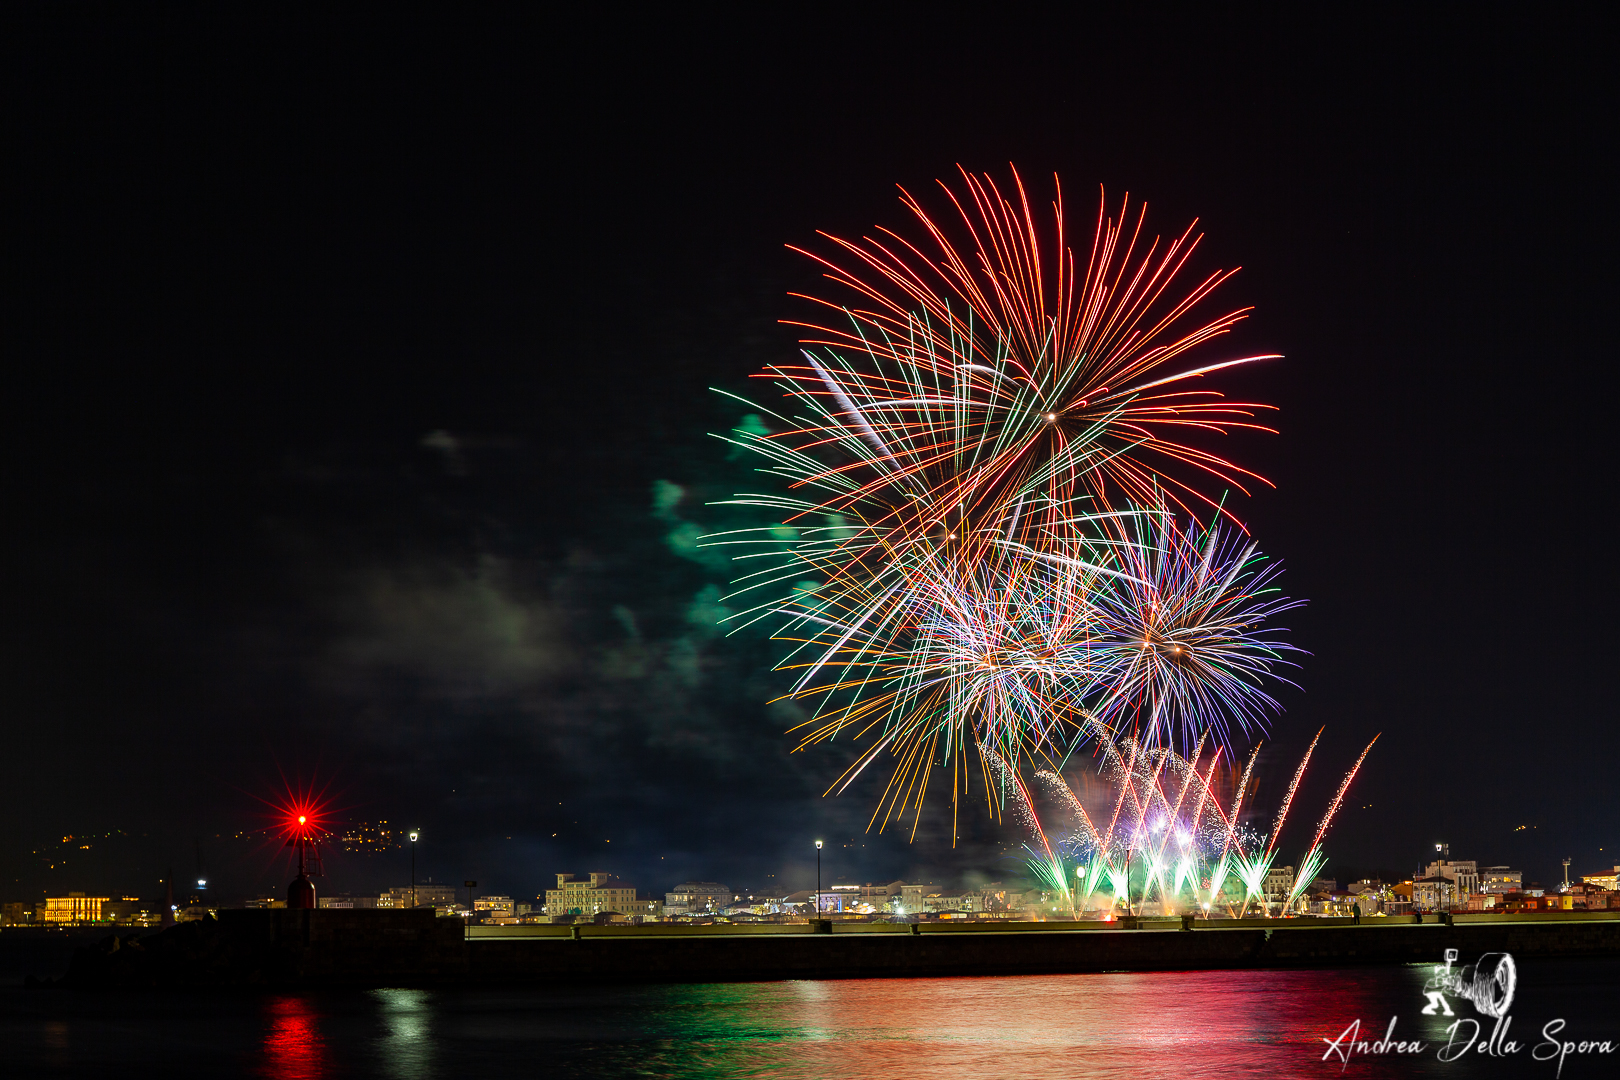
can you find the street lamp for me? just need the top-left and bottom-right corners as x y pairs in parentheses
(409, 831), (420, 909)
(815, 840), (823, 917)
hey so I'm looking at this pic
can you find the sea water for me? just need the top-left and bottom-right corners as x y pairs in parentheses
(3, 958), (1617, 1078)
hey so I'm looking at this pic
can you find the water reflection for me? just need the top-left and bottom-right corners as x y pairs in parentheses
(540, 966), (1597, 1078)
(372, 988), (434, 1080)
(261, 995), (327, 1079)
(8, 959), (1612, 1078)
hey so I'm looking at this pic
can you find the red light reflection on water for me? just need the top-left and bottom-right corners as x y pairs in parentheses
(260, 996), (327, 1080)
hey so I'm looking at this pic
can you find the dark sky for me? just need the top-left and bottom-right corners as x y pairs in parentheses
(6, 9), (1615, 906)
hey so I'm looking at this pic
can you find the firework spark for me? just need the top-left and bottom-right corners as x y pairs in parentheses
(711, 167), (1298, 831)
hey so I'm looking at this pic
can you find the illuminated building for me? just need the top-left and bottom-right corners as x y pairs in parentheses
(898, 882), (937, 913)
(383, 884), (456, 909)
(660, 880), (730, 916)
(102, 897), (160, 926)
(1480, 866), (1522, 894)
(1412, 876), (1458, 912)
(850, 880), (908, 909)
(1581, 867), (1620, 891)
(1263, 865), (1296, 908)
(551, 872), (641, 918)
(473, 895), (516, 922)
(919, 891), (983, 915)
(1424, 859), (1479, 896)
(41, 893), (109, 924)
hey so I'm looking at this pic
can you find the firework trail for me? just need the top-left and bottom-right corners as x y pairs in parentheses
(1307, 732), (1381, 854)
(1005, 731), (1378, 918)
(1263, 728), (1321, 857)
(1206, 743), (1259, 908)
(986, 747), (1073, 917)
(1034, 767), (1099, 845)
(1286, 732), (1382, 911)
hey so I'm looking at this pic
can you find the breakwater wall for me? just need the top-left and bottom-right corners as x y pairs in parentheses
(56, 910), (1620, 988)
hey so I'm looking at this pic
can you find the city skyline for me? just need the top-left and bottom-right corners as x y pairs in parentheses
(10, 814), (1608, 916)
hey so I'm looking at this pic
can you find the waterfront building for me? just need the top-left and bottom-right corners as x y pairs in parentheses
(772, 889), (813, 914)
(473, 895), (517, 923)
(856, 880), (907, 906)
(39, 893), (109, 924)
(898, 883), (937, 914)
(1383, 881), (1415, 915)
(1263, 865), (1295, 908)
(551, 872), (641, 918)
(101, 898), (162, 925)
(1480, 867), (1522, 894)
(1581, 867), (1619, 891)
(1412, 875), (1458, 912)
(1304, 892), (1357, 916)
(813, 890), (850, 914)
(1350, 891), (1382, 916)
(317, 894), (382, 909)
(921, 891), (985, 915)
(1562, 884), (1618, 910)
(1424, 859), (1479, 896)
(624, 896), (664, 919)
(1340, 880), (1392, 916)
(383, 884), (457, 910)
(828, 884), (863, 912)
(662, 881), (732, 916)
(1500, 892), (1556, 912)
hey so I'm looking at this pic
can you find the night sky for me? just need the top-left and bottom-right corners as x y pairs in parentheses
(7, 10), (1615, 906)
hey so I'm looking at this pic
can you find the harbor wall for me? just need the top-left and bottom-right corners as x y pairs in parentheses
(50, 910), (1620, 988)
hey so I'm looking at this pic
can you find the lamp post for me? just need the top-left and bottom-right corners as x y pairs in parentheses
(409, 831), (419, 909)
(815, 839), (823, 918)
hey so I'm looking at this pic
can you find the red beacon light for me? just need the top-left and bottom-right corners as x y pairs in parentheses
(280, 803), (326, 909)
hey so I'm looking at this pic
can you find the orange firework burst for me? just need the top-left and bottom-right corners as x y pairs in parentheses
(775, 164), (1278, 540)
